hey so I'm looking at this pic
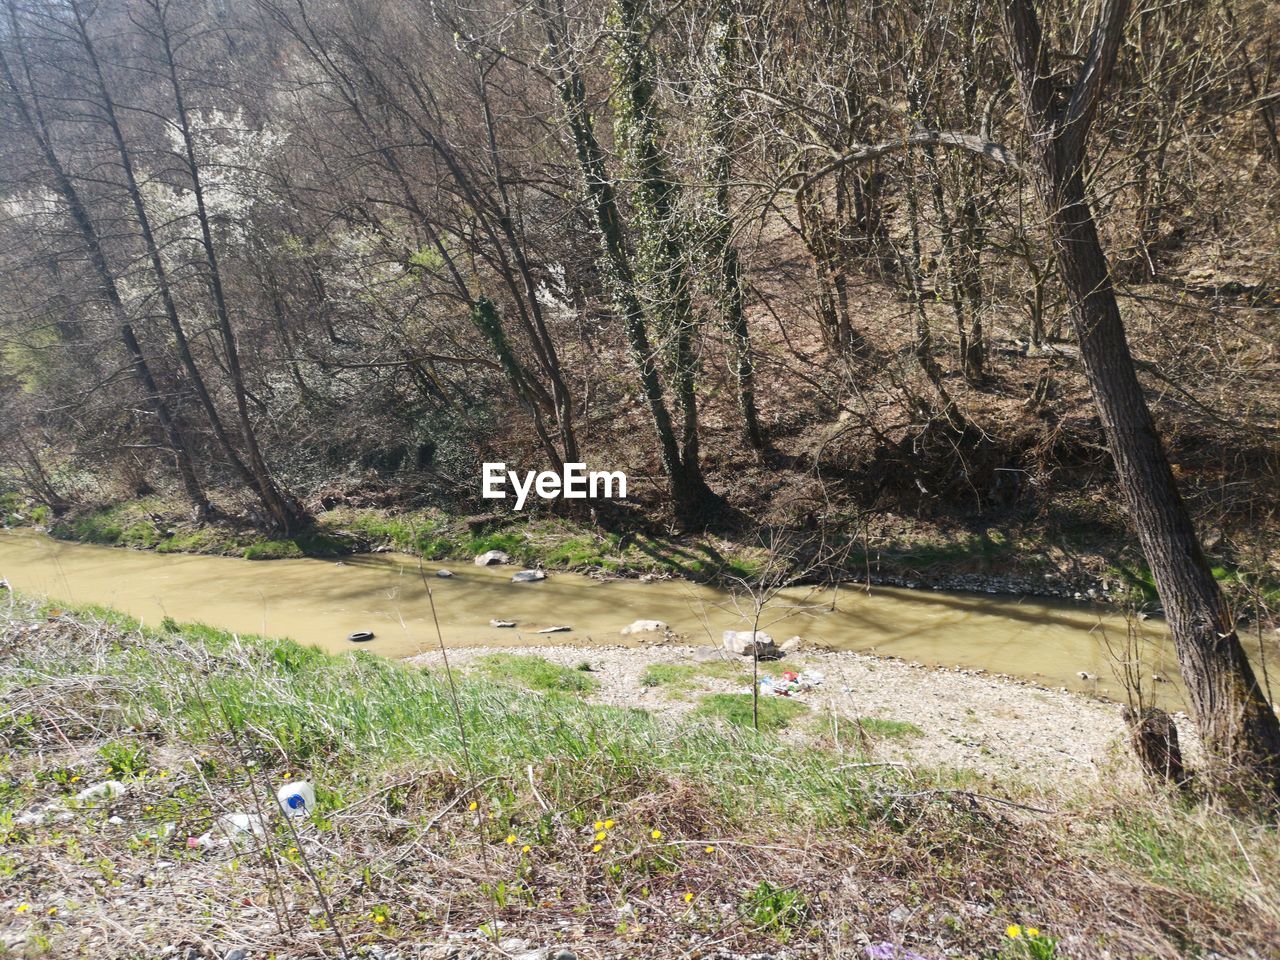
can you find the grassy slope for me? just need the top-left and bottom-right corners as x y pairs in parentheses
(2, 594), (1278, 958)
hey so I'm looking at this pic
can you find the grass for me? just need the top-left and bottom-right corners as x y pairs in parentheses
(470, 652), (598, 696)
(638, 659), (795, 693)
(2, 594), (1278, 959)
(694, 693), (809, 733)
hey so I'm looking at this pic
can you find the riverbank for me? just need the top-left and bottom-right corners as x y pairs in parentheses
(2, 595), (1277, 959)
(2, 492), (1173, 604)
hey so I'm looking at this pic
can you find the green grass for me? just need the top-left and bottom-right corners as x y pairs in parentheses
(694, 693), (809, 733)
(855, 717), (925, 739)
(639, 659), (795, 693)
(2, 597), (888, 823)
(470, 652), (597, 696)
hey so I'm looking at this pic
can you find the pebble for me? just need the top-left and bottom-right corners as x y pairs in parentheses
(436, 569), (454, 578)
(490, 619), (517, 628)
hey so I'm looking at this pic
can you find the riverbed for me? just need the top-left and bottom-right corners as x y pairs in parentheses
(0, 529), (1215, 701)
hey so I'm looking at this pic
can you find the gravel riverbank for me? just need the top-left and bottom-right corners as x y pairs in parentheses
(407, 642), (1198, 788)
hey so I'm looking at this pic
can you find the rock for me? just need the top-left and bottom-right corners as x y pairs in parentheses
(536, 625), (571, 634)
(436, 569), (454, 578)
(196, 812), (268, 848)
(224, 950), (249, 960)
(620, 619), (667, 635)
(722, 630), (779, 659)
(1077, 671), (1096, 681)
(75, 780), (126, 804)
(474, 550), (510, 566)
(691, 645), (722, 662)
(511, 569), (546, 583)
(490, 619), (517, 628)
(780, 635), (803, 653)
(551, 952), (577, 960)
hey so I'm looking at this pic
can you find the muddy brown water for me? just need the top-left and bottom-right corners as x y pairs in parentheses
(4, 528), (1267, 705)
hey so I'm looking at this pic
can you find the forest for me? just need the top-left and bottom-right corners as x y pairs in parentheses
(2, 0), (1280, 955)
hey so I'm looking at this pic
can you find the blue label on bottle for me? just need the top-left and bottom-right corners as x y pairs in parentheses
(287, 794), (304, 809)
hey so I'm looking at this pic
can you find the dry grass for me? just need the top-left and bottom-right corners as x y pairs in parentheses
(1, 595), (1277, 959)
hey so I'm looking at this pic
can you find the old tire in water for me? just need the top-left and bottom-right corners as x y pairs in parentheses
(347, 630), (375, 643)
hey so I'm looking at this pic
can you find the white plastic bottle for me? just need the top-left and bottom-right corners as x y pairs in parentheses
(276, 780), (316, 817)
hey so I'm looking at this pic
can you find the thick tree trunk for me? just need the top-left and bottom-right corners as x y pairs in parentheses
(1005, 0), (1280, 799)
(540, 1), (718, 525)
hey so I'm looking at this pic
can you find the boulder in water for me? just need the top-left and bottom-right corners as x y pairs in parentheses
(722, 630), (780, 659)
(490, 619), (517, 628)
(511, 569), (546, 583)
(474, 550), (511, 566)
(620, 619), (667, 635)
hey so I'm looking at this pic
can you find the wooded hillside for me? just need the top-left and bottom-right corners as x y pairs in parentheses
(1, 0), (1276, 569)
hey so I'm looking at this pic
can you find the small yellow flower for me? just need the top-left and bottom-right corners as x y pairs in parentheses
(468, 801), (478, 811)
(15, 904), (30, 914)
(683, 892), (694, 903)
(650, 829), (662, 840)
(47, 907), (57, 916)
(704, 845), (716, 854)
(594, 820), (605, 830)
(521, 844), (532, 854)
(592, 843), (603, 853)
(374, 915), (386, 924)
(505, 834), (517, 845)
(1006, 924), (1023, 939)
(595, 830), (607, 841)
(70, 776), (80, 783)
(604, 819), (615, 829)
(1027, 927), (1040, 937)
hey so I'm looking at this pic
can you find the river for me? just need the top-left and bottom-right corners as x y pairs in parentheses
(0, 528), (1239, 704)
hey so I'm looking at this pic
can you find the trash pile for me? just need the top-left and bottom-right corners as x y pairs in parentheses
(758, 669), (825, 697)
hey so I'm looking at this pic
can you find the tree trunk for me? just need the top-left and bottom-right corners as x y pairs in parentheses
(0, 16), (209, 518)
(1005, 0), (1280, 800)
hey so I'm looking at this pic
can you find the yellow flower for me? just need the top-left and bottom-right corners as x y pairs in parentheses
(594, 820), (604, 830)
(1006, 924), (1023, 939)
(683, 892), (694, 903)
(468, 801), (478, 811)
(521, 844), (532, 854)
(592, 843), (602, 853)
(650, 829), (662, 840)
(604, 819), (615, 829)
(374, 915), (385, 924)
(70, 776), (80, 783)
(505, 835), (517, 845)
(1027, 927), (1040, 937)
(15, 904), (29, 914)
(47, 907), (57, 916)
(704, 845), (716, 854)
(595, 830), (607, 841)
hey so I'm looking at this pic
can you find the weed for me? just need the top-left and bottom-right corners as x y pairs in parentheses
(695, 693), (808, 732)
(97, 742), (149, 779)
(742, 880), (809, 940)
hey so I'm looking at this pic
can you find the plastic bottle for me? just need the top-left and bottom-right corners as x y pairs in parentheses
(276, 780), (316, 817)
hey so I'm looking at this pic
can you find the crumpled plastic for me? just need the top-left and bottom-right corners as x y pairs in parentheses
(758, 669), (825, 697)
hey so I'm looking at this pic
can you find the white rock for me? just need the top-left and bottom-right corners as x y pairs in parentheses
(474, 550), (511, 566)
(620, 620), (667, 636)
(536, 625), (571, 634)
(490, 619), (517, 628)
(436, 569), (454, 578)
(75, 780), (126, 804)
(511, 569), (546, 583)
(722, 630), (778, 658)
(780, 635), (803, 653)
